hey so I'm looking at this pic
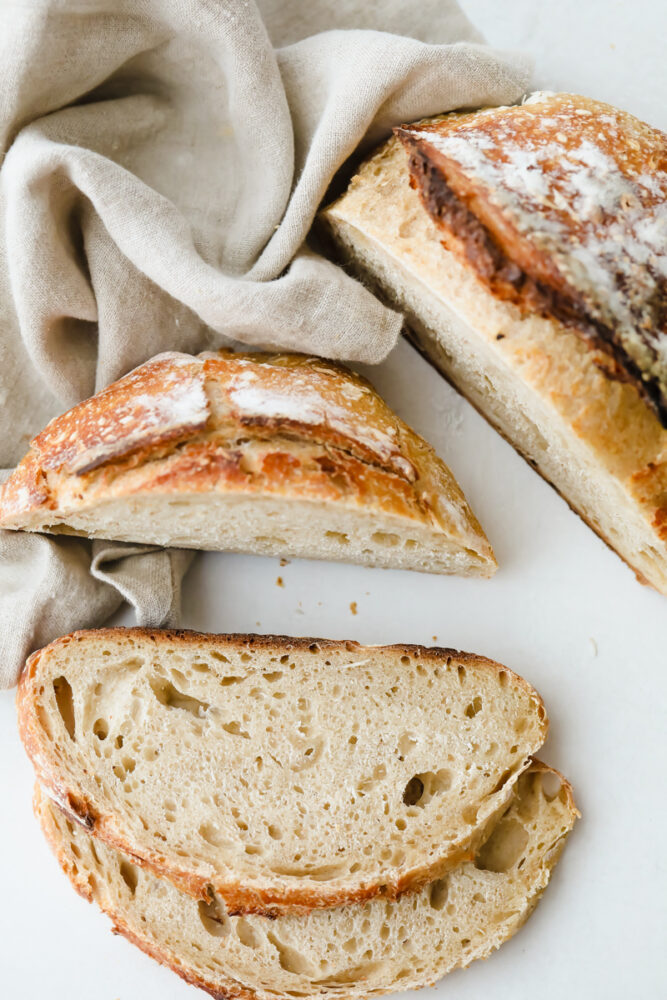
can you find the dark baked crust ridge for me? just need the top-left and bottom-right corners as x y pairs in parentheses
(396, 93), (667, 425)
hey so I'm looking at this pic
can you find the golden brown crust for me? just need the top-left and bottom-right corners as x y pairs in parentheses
(19, 627), (546, 915)
(0, 349), (495, 570)
(320, 128), (667, 595)
(396, 93), (667, 423)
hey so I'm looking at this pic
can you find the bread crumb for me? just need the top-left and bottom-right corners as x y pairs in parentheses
(589, 637), (598, 656)
(279, 558), (290, 567)
(276, 576), (284, 587)
(432, 635), (438, 642)
(350, 601), (358, 615)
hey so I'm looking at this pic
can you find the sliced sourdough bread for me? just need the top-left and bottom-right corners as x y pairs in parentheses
(0, 350), (495, 577)
(36, 762), (577, 1000)
(19, 629), (548, 914)
(320, 114), (667, 595)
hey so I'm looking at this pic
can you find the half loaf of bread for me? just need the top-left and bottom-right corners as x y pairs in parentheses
(320, 93), (667, 594)
(35, 762), (577, 999)
(0, 350), (495, 577)
(18, 629), (548, 914)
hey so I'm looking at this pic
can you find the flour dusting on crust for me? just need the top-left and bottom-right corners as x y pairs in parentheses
(399, 93), (667, 421)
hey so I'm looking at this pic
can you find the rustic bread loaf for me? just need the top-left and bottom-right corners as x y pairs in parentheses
(320, 93), (667, 594)
(19, 629), (548, 914)
(0, 350), (496, 577)
(35, 762), (577, 999)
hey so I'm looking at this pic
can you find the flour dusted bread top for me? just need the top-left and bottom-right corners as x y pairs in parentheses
(19, 629), (547, 914)
(0, 349), (495, 577)
(396, 93), (667, 422)
(36, 762), (577, 1000)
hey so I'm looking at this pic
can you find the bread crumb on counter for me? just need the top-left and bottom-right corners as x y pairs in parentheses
(350, 601), (357, 615)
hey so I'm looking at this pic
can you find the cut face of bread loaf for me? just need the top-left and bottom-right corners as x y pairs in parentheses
(0, 350), (495, 578)
(320, 94), (667, 595)
(36, 763), (577, 1000)
(18, 629), (548, 914)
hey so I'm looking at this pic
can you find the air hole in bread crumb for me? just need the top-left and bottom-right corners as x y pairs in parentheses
(372, 531), (400, 547)
(403, 769), (452, 807)
(400, 656), (410, 666)
(267, 933), (315, 976)
(325, 530), (349, 545)
(92, 718), (108, 741)
(198, 899), (230, 938)
(199, 822), (226, 847)
(462, 803), (478, 824)
(540, 771), (563, 801)
(428, 879), (449, 911)
(119, 860), (138, 895)
(475, 818), (529, 873)
(149, 677), (209, 718)
(53, 676), (75, 740)
(465, 696), (483, 718)
(457, 665), (466, 684)
(236, 918), (262, 949)
(262, 671), (283, 682)
(222, 721), (250, 739)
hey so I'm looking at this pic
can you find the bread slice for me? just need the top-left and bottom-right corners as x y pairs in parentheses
(320, 97), (667, 595)
(35, 762), (578, 999)
(0, 350), (495, 578)
(18, 629), (548, 914)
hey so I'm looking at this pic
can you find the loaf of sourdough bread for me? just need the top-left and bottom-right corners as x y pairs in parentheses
(18, 629), (548, 914)
(35, 762), (577, 999)
(0, 350), (495, 577)
(320, 93), (667, 594)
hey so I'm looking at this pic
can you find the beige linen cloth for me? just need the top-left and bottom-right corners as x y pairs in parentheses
(0, 0), (530, 687)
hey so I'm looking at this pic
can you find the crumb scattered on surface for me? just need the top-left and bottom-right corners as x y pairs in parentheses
(256, 621), (261, 627)
(350, 601), (358, 615)
(589, 637), (598, 657)
(276, 576), (284, 587)
(279, 558), (290, 567)
(432, 635), (438, 642)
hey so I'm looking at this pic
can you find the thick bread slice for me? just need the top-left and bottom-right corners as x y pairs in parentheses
(35, 762), (578, 1000)
(18, 629), (548, 914)
(0, 350), (495, 578)
(320, 126), (667, 595)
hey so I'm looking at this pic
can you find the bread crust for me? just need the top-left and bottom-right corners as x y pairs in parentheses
(19, 627), (547, 915)
(320, 117), (667, 594)
(0, 349), (495, 573)
(396, 93), (667, 422)
(34, 760), (577, 1000)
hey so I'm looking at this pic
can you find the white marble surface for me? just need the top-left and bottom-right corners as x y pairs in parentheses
(1, 2), (666, 997)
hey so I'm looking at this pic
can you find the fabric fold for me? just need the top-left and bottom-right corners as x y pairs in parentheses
(0, 0), (532, 686)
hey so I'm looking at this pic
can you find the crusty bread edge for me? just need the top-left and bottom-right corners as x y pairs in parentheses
(19, 627), (548, 915)
(34, 759), (577, 1000)
(0, 350), (496, 575)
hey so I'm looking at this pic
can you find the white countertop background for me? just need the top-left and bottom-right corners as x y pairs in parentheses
(1, 2), (666, 997)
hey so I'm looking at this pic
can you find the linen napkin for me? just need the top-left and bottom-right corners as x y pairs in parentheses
(0, 0), (530, 686)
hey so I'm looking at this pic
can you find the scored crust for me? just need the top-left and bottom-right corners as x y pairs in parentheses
(0, 349), (495, 575)
(396, 93), (667, 423)
(320, 107), (667, 595)
(18, 627), (548, 915)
